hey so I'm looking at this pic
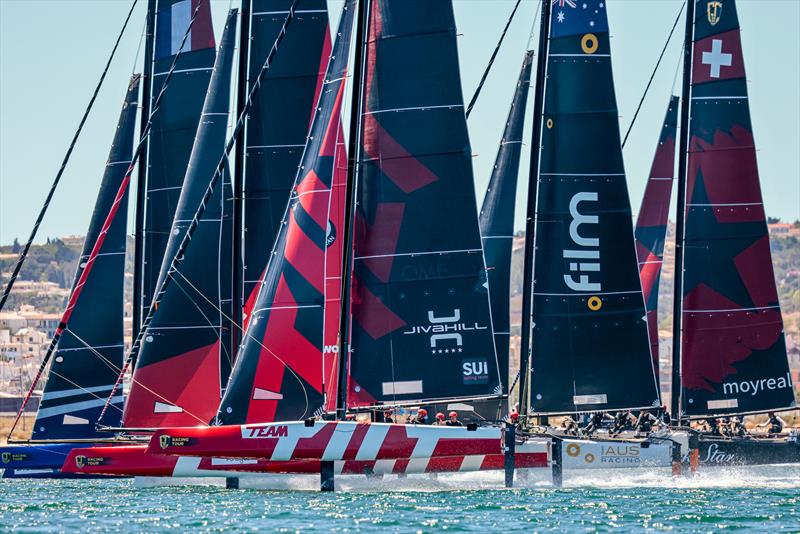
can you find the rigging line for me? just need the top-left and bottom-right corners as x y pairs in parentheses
(131, 12), (147, 75)
(169, 268), (311, 418)
(464, 0), (522, 119)
(40, 369), (125, 416)
(6, 0), (208, 440)
(0, 0), (140, 313)
(98, 0), (305, 425)
(621, 0), (686, 149)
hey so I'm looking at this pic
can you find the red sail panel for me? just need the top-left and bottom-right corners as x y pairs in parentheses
(680, 0), (795, 416)
(124, 12), (236, 428)
(216, 4), (354, 424)
(634, 95), (678, 387)
(347, 0), (501, 407)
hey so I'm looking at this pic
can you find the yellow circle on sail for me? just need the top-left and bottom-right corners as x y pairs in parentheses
(581, 33), (599, 55)
(566, 443), (581, 457)
(546, 118), (554, 129)
(587, 296), (602, 311)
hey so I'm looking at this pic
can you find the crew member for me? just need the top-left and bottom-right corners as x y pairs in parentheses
(611, 411), (634, 436)
(446, 411), (463, 427)
(435, 412), (446, 426)
(659, 405), (671, 426)
(706, 417), (721, 436)
(561, 416), (579, 436)
(383, 408), (394, 424)
(635, 410), (657, 435)
(758, 412), (786, 436)
(509, 410), (520, 425)
(583, 412), (611, 435)
(410, 408), (428, 425)
(729, 416), (746, 437)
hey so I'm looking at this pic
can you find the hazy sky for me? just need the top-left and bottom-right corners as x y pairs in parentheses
(0, 0), (798, 245)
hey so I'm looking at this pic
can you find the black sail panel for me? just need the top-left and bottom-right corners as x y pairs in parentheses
(529, 1), (659, 414)
(242, 0), (329, 315)
(124, 12), (236, 428)
(217, 4), (352, 425)
(32, 76), (140, 439)
(142, 0), (216, 316)
(348, 0), (501, 407)
(681, 0), (795, 416)
(479, 50), (533, 393)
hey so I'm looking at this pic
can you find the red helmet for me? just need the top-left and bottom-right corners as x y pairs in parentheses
(436, 412), (445, 420)
(510, 411), (520, 421)
(417, 408), (428, 417)
(449, 411), (458, 418)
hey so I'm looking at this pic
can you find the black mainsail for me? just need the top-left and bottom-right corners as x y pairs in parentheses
(31, 77), (140, 439)
(346, 0), (501, 408)
(679, 0), (795, 416)
(479, 50), (534, 394)
(528, 0), (659, 414)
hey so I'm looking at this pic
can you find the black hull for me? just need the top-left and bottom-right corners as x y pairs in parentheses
(698, 436), (800, 466)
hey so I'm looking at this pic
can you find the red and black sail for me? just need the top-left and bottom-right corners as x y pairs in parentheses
(529, 0), (659, 414)
(124, 12), (235, 428)
(141, 0), (216, 317)
(680, 0), (795, 415)
(32, 77), (140, 439)
(635, 95), (679, 387)
(217, 2), (352, 424)
(347, 0), (501, 407)
(479, 50), (533, 394)
(242, 0), (330, 317)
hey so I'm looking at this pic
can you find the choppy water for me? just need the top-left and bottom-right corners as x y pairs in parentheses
(1, 466), (799, 532)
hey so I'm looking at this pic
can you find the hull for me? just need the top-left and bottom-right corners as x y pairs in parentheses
(0, 443), (128, 479)
(560, 436), (680, 470)
(697, 435), (800, 466)
(61, 439), (549, 478)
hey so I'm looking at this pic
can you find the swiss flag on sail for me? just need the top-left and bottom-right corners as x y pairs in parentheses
(692, 29), (745, 85)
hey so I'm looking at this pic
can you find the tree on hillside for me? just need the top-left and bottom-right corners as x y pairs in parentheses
(11, 238), (20, 254)
(793, 220), (800, 228)
(767, 216), (782, 224)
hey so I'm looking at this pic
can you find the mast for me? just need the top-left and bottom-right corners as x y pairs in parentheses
(670, 0), (695, 425)
(232, 0), (251, 356)
(335, 0), (368, 421)
(518, 0), (550, 419)
(132, 0), (157, 348)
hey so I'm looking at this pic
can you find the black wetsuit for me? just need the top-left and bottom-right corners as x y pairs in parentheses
(445, 420), (463, 427)
(768, 415), (784, 435)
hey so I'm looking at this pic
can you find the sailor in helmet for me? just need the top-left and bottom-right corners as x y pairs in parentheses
(757, 412), (787, 436)
(383, 408), (394, 424)
(410, 408), (428, 425)
(446, 411), (463, 427)
(435, 412), (447, 425)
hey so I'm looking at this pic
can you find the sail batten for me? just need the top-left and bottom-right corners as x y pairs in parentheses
(680, 0), (795, 416)
(529, 0), (660, 414)
(32, 76), (140, 440)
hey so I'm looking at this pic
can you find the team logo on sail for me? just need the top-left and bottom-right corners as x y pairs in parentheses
(404, 309), (488, 354)
(707, 1), (722, 26)
(563, 192), (601, 292)
(75, 455), (86, 469)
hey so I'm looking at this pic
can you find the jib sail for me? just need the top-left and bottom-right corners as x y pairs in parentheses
(529, 0), (659, 414)
(242, 0), (330, 316)
(32, 76), (140, 439)
(635, 95), (679, 387)
(124, 12), (236, 428)
(347, 0), (501, 407)
(142, 0), (216, 317)
(680, 0), (795, 416)
(479, 50), (533, 394)
(217, 2), (353, 424)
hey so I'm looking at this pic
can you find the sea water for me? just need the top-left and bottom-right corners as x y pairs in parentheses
(1, 465), (798, 532)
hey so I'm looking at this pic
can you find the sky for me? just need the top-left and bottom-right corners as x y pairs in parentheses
(0, 0), (798, 245)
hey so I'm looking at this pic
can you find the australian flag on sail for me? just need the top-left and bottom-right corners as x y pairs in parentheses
(550, 0), (608, 38)
(155, 0), (215, 60)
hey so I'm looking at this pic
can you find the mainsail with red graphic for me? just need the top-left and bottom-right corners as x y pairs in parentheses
(242, 0), (331, 317)
(347, 0), (501, 407)
(635, 95), (678, 387)
(216, 2), (353, 424)
(680, 0), (795, 415)
(124, 12), (236, 428)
